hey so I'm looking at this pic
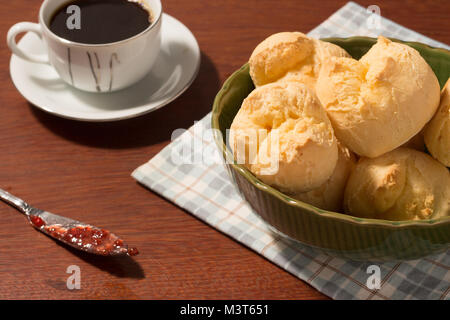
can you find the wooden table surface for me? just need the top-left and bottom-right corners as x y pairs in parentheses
(0, 0), (449, 300)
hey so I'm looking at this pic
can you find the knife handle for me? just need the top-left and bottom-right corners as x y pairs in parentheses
(0, 188), (30, 215)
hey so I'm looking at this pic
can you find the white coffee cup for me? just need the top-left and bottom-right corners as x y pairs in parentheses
(7, 0), (162, 92)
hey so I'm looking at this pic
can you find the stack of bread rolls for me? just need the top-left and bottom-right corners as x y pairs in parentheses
(230, 32), (450, 220)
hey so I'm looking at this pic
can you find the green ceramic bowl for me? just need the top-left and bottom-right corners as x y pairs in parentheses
(212, 36), (450, 261)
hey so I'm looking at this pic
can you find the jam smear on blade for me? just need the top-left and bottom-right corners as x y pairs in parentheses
(29, 215), (46, 229)
(127, 247), (139, 256)
(29, 218), (138, 256)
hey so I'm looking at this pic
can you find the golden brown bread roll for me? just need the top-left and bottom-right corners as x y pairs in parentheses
(229, 81), (338, 193)
(290, 142), (356, 212)
(344, 148), (450, 221)
(424, 78), (450, 166)
(316, 36), (441, 158)
(249, 32), (350, 90)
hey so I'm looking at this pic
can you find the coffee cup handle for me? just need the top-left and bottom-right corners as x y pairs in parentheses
(7, 22), (49, 64)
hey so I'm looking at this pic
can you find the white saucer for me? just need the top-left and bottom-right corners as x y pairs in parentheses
(10, 14), (200, 122)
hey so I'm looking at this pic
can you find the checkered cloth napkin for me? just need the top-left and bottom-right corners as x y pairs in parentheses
(133, 2), (450, 300)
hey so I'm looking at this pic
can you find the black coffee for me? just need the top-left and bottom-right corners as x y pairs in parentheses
(49, 0), (152, 44)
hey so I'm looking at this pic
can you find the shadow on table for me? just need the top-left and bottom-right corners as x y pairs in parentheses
(54, 239), (146, 279)
(29, 51), (221, 149)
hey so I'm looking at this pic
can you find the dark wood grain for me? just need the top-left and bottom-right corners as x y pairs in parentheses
(0, 0), (448, 300)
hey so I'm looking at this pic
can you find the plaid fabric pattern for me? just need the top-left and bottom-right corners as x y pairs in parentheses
(132, 1), (450, 300)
